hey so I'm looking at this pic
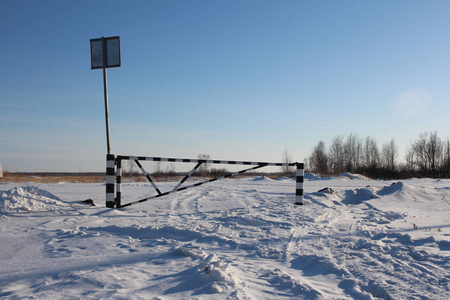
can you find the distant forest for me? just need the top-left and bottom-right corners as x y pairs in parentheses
(306, 131), (450, 179)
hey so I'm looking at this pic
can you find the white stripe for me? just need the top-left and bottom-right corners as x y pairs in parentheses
(296, 182), (304, 190)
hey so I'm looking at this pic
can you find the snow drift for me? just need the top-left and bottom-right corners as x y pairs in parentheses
(0, 176), (448, 299)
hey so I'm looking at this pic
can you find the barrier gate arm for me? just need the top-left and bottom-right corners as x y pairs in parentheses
(106, 155), (304, 208)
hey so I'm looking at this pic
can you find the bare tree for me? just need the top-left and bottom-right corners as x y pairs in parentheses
(281, 148), (295, 175)
(443, 138), (450, 177)
(308, 141), (328, 173)
(411, 132), (443, 176)
(363, 136), (380, 170)
(126, 160), (138, 179)
(198, 154), (211, 177)
(405, 144), (415, 173)
(329, 136), (345, 173)
(381, 139), (398, 172)
(165, 163), (176, 177)
(344, 133), (362, 172)
(154, 161), (162, 177)
(427, 131), (442, 176)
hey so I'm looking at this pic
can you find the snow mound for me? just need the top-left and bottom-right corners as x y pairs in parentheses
(276, 176), (292, 181)
(305, 173), (323, 180)
(377, 182), (433, 203)
(250, 176), (273, 181)
(0, 186), (70, 213)
(338, 182), (437, 205)
(341, 187), (378, 204)
(378, 182), (412, 195)
(339, 172), (371, 180)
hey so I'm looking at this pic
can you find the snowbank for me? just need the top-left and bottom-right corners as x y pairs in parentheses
(0, 178), (448, 299)
(0, 186), (71, 213)
(338, 172), (371, 180)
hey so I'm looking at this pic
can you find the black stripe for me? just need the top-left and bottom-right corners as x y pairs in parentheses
(296, 189), (304, 196)
(213, 160), (221, 164)
(297, 163), (304, 168)
(116, 192), (121, 207)
(145, 174), (154, 183)
(296, 176), (304, 182)
(159, 191), (170, 198)
(106, 167), (115, 176)
(134, 160), (143, 168)
(228, 161), (236, 164)
(153, 157), (161, 161)
(106, 184), (114, 193)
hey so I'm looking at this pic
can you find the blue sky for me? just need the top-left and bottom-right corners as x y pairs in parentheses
(1, 0), (450, 172)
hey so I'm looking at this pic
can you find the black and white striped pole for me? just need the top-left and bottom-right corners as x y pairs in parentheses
(295, 163), (304, 205)
(106, 154), (115, 208)
(90, 36), (121, 208)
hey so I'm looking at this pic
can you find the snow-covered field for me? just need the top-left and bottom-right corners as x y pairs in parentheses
(0, 175), (449, 299)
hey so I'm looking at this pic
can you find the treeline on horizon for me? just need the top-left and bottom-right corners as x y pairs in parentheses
(306, 131), (450, 179)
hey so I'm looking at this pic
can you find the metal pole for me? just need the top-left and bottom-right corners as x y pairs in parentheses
(103, 67), (111, 155)
(102, 37), (112, 155)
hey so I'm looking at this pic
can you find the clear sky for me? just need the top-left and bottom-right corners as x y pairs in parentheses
(1, 0), (450, 172)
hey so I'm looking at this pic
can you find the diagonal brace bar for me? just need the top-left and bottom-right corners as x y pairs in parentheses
(172, 162), (202, 192)
(118, 164), (267, 208)
(134, 159), (162, 195)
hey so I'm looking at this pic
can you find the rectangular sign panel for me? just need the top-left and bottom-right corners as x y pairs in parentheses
(90, 39), (104, 69)
(90, 36), (121, 69)
(106, 38), (120, 67)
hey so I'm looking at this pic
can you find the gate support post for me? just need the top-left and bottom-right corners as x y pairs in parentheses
(116, 157), (122, 208)
(295, 163), (304, 205)
(106, 154), (116, 208)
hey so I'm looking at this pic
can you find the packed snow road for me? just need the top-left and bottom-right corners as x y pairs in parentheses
(0, 175), (449, 299)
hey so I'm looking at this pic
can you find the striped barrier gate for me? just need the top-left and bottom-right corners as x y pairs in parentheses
(106, 155), (304, 208)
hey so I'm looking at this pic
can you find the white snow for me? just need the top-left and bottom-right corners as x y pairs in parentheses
(0, 176), (449, 299)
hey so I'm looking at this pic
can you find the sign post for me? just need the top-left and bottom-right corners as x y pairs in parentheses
(90, 36), (121, 154)
(90, 36), (121, 208)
